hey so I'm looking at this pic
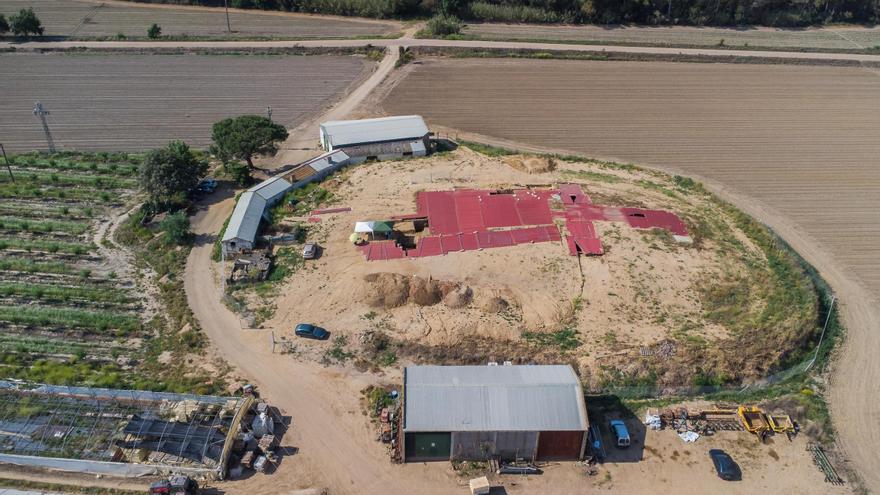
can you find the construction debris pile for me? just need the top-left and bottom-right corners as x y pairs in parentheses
(644, 404), (798, 442)
(227, 390), (285, 478)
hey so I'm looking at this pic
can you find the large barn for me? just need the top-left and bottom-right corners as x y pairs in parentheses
(402, 365), (589, 463)
(319, 115), (430, 157)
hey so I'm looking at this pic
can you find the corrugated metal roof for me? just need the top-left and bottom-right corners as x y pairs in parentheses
(222, 191), (267, 243)
(404, 365), (588, 432)
(248, 176), (292, 201)
(321, 116), (428, 149)
(307, 149), (350, 174)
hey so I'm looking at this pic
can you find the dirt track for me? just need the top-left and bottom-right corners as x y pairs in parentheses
(382, 57), (880, 491)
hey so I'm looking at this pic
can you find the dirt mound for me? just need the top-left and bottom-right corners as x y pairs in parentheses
(503, 155), (556, 174)
(364, 273), (460, 309)
(443, 286), (473, 309)
(480, 296), (510, 314)
(363, 273), (410, 309)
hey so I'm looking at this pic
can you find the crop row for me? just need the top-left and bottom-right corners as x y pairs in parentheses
(0, 258), (76, 275)
(0, 216), (90, 235)
(0, 305), (141, 335)
(10, 154), (139, 177)
(0, 281), (135, 305)
(0, 203), (96, 220)
(0, 333), (116, 358)
(0, 170), (137, 189)
(0, 237), (94, 255)
(0, 183), (119, 202)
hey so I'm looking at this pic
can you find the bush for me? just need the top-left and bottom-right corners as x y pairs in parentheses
(147, 23), (162, 39)
(425, 14), (462, 36)
(467, 1), (563, 23)
(9, 8), (43, 37)
(159, 211), (193, 245)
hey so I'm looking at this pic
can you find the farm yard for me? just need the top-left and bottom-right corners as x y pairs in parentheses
(382, 58), (880, 301)
(462, 23), (880, 51)
(0, 52), (372, 153)
(0, 0), (400, 39)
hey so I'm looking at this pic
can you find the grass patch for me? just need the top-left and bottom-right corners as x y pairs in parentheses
(0, 305), (140, 335)
(0, 237), (94, 255)
(0, 281), (134, 304)
(522, 327), (581, 350)
(459, 140), (517, 156)
(0, 258), (74, 274)
(0, 216), (90, 235)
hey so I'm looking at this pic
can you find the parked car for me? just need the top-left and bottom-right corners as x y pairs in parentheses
(294, 323), (328, 340)
(302, 243), (318, 260)
(609, 419), (631, 448)
(709, 449), (741, 481)
(197, 178), (217, 194)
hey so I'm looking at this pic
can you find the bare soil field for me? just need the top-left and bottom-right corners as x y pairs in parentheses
(382, 58), (880, 299)
(0, 52), (371, 153)
(464, 22), (880, 51)
(0, 0), (399, 39)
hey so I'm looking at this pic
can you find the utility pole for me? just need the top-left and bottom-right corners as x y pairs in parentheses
(33, 101), (56, 153)
(224, 0), (231, 33)
(0, 144), (13, 183)
(267, 105), (273, 122)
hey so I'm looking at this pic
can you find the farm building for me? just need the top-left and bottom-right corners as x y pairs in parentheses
(402, 365), (589, 463)
(319, 115), (430, 157)
(221, 176), (292, 256)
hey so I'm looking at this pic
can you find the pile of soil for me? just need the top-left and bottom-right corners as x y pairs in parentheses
(362, 273), (460, 309)
(443, 286), (473, 309)
(480, 296), (510, 314)
(503, 155), (556, 174)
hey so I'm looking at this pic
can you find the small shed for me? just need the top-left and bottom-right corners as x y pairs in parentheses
(402, 365), (589, 463)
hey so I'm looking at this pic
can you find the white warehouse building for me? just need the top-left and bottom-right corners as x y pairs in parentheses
(319, 115), (430, 158)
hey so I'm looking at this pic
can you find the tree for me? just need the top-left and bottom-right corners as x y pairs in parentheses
(139, 141), (207, 208)
(211, 115), (288, 169)
(159, 211), (193, 245)
(147, 23), (161, 39)
(0, 14), (9, 35)
(9, 8), (44, 37)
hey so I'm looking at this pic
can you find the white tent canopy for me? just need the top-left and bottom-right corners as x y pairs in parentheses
(354, 221), (391, 234)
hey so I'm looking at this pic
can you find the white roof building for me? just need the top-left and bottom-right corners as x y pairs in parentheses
(319, 115), (429, 152)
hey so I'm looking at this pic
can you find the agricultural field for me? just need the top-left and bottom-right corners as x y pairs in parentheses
(0, 0), (399, 39)
(382, 58), (880, 301)
(0, 52), (371, 153)
(0, 151), (147, 388)
(462, 22), (880, 51)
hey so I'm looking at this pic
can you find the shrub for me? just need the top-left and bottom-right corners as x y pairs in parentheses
(147, 23), (162, 39)
(159, 211), (193, 245)
(425, 14), (462, 37)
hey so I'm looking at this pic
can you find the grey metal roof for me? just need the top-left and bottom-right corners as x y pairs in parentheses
(403, 365), (588, 433)
(307, 149), (350, 174)
(321, 115), (428, 148)
(222, 191), (267, 243)
(248, 176), (292, 202)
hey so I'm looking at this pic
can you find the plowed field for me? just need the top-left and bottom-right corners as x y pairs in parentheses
(0, 52), (370, 152)
(465, 23), (880, 51)
(1, 0), (398, 39)
(383, 58), (880, 297)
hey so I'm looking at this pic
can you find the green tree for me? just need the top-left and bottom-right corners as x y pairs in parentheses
(9, 8), (44, 37)
(211, 115), (288, 169)
(147, 23), (161, 39)
(0, 14), (10, 35)
(139, 141), (207, 209)
(159, 211), (193, 245)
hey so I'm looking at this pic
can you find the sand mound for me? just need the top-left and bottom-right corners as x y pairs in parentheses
(363, 274), (460, 309)
(481, 296), (510, 314)
(443, 286), (473, 309)
(504, 155), (556, 174)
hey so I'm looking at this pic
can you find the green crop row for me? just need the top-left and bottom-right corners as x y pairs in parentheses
(0, 258), (75, 275)
(0, 334), (111, 357)
(0, 237), (94, 255)
(0, 282), (134, 305)
(0, 183), (119, 202)
(0, 204), (96, 220)
(0, 305), (141, 334)
(0, 216), (90, 235)
(0, 170), (137, 190)
(10, 153), (139, 177)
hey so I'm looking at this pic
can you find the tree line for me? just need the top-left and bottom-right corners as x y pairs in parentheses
(121, 0), (879, 26)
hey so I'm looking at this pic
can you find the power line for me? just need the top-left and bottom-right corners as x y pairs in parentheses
(0, 144), (13, 183)
(33, 101), (56, 153)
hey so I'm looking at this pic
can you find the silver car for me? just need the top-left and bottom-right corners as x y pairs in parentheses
(302, 243), (318, 260)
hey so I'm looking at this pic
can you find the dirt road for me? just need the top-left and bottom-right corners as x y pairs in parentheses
(5, 37), (880, 63)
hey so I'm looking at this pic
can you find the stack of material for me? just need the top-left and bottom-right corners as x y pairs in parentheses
(469, 477), (491, 495)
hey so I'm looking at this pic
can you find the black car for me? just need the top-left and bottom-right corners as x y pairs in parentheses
(709, 449), (741, 481)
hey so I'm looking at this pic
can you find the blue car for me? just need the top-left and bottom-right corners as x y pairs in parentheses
(295, 323), (328, 340)
(609, 420), (631, 448)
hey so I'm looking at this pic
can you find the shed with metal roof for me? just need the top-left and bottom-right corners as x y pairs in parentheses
(319, 115), (429, 153)
(402, 365), (589, 462)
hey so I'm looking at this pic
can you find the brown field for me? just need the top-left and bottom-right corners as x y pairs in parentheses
(1, 0), (399, 39)
(0, 52), (371, 152)
(465, 22), (880, 51)
(382, 58), (880, 298)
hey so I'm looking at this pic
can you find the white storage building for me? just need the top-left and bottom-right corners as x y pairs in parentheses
(319, 115), (430, 157)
